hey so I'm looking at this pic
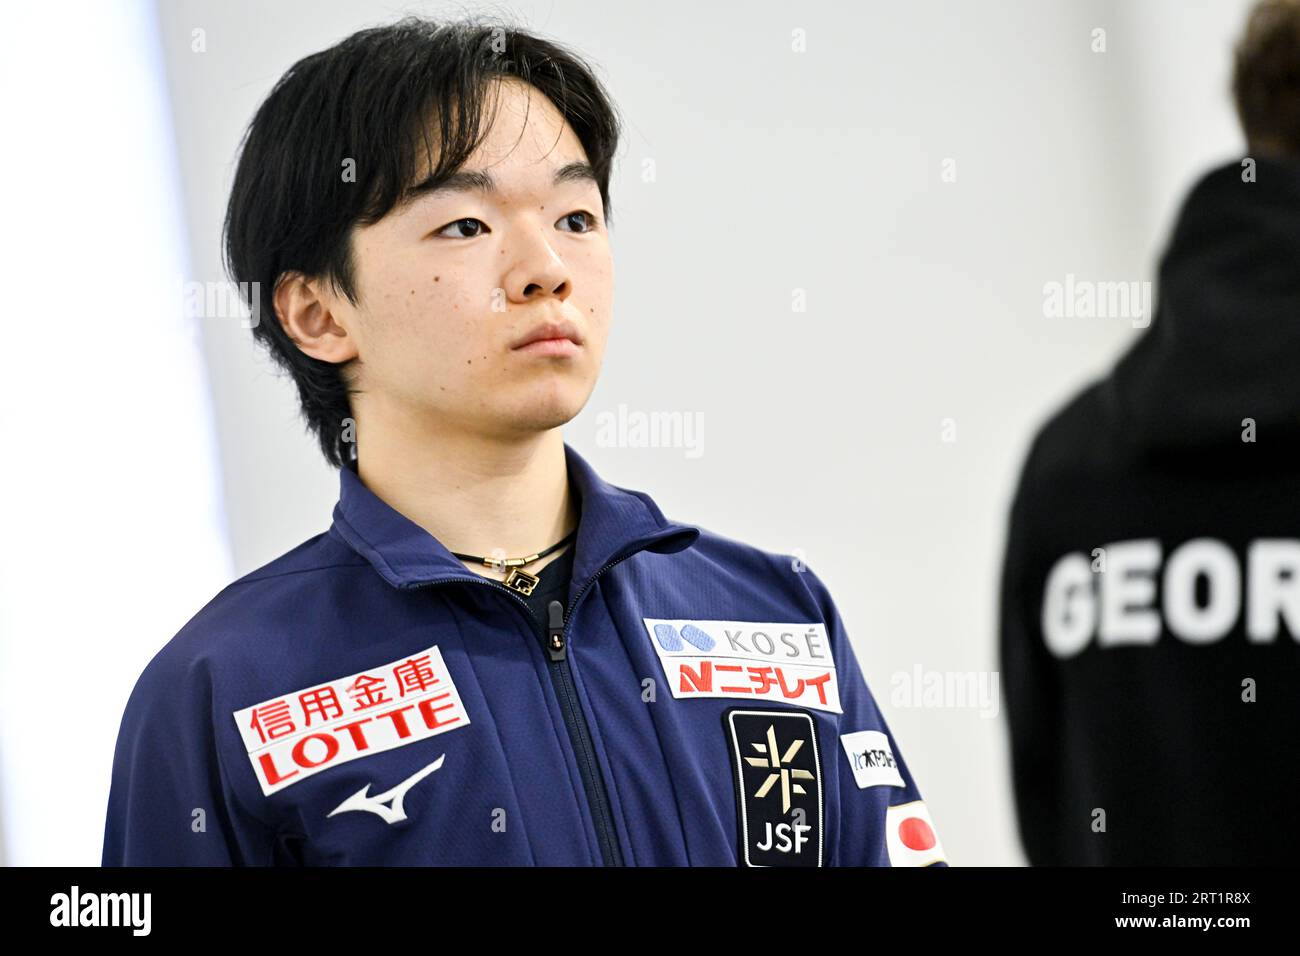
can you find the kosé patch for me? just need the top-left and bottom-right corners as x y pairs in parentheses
(644, 618), (842, 713)
(840, 729), (905, 789)
(723, 708), (824, 867)
(232, 644), (470, 796)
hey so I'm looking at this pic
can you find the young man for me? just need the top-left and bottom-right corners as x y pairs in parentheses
(102, 17), (944, 867)
(1000, 0), (1300, 866)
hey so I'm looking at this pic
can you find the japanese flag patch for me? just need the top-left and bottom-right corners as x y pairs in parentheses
(885, 799), (946, 866)
(232, 644), (470, 796)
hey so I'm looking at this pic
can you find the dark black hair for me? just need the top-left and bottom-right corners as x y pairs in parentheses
(222, 16), (622, 467)
(1233, 0), (1300, 158)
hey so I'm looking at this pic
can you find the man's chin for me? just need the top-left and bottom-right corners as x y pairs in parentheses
(494, 390), (593, 436)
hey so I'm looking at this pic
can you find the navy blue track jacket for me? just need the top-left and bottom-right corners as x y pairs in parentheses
(102, 442), (945, 866)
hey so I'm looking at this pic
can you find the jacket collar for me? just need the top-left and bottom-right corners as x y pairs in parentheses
(328, 441), (700, 590)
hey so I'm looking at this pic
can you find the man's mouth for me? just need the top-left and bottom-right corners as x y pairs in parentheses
(511, 319), (583, 355)
(513, 337), (582, 357)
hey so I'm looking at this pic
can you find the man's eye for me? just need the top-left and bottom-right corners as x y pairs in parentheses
(435, 218), (489, 239)
(556, 211), (600, 233)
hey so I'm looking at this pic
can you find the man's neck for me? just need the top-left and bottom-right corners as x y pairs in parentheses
(354, 426), (578, 581)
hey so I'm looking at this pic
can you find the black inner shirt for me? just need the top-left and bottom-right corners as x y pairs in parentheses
(518, 541), (575, 636)
(517, 479), (582, 636)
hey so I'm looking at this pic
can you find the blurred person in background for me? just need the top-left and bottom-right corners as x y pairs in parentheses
(1000, 0), (1300, 865)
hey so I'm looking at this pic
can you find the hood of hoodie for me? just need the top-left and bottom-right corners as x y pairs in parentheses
(1104, 154), (1300, 457)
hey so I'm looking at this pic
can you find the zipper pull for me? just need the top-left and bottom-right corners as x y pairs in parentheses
(546, 600), (567, 661)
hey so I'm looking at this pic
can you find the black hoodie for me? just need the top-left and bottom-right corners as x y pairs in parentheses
(1000, 155), (1300, 865)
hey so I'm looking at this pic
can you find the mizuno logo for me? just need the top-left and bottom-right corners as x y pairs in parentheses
(327, 754), (445, 824)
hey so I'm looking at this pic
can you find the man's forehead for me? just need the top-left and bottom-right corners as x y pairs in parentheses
(401, 129), (596, 209)
(400, 152), (596, 205)
(394, 77), (596, 206)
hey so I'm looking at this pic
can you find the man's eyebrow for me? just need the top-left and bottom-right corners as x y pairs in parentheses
(400, 161), (599, 206)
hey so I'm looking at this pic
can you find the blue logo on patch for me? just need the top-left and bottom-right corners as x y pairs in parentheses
(652, 622), (716, 652)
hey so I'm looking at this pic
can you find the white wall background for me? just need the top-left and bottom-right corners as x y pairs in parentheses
(0, 0), (1258, 865)
(0, 0), (231, 867)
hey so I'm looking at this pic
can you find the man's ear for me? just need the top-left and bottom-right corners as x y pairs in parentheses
(272, 271), (359, 364)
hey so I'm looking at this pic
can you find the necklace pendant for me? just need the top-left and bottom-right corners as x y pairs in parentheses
(503, 567), (540, 596)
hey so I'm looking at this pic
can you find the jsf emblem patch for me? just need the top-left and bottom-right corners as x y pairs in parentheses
(723, 708), (824, 867)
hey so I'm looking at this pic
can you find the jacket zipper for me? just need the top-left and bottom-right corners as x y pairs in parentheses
(542, 597), (621, 866)
(410, 548), (647, 866)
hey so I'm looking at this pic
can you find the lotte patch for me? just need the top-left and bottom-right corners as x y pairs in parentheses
(232, 644), (470, 796)
(722, 708), (824, 867)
